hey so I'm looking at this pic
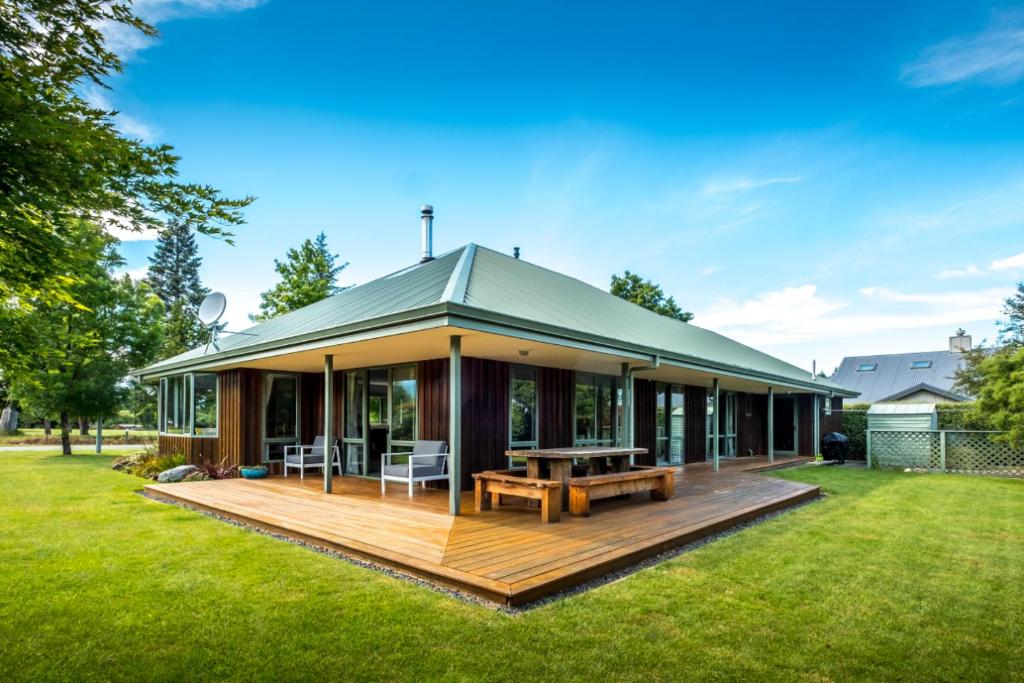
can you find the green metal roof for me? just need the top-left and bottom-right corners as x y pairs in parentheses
(138, 243), (854, 395)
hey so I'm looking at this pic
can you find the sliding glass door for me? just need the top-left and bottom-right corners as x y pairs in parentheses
(262, 373), (299, 464)
(342, 365), (417, 478)
(656, 383), (685, 465)
(706, 390), (737, 459)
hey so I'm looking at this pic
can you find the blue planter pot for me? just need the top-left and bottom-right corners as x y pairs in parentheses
(240, 467), (268, 479)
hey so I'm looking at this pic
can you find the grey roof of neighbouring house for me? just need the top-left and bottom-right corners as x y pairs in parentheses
(830, 350), (971, 404)
(139, 244), (854, 395)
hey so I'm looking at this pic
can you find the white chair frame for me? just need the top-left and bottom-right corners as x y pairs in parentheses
(283, 438), (341, 480)
(380, 444), (449, 497)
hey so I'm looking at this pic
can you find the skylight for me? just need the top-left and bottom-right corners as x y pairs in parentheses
(857, 363), (877, 372)
(910, 360), (933, 369)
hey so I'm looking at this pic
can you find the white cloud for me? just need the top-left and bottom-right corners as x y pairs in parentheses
(699, 266), (721, 276)
(82, 87), (158, 142)
(991, 250), (1024, 271)
(902, 12), (1024, 87)
(936, 265), (982, 279)
(98, 0), (265, 59)
(700, 175), (803, 197)
(695, 284), (1006, 349)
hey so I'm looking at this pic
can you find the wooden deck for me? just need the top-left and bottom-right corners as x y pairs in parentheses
(145, 456), (818, 605)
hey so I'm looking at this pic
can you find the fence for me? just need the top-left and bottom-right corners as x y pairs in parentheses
(866, 430), (1024, 477)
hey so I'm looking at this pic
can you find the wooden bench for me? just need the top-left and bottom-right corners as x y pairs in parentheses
(567, 466), (675, 517)
(473, 471), (563, 523)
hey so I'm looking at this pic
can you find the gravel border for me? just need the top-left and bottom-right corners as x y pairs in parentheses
(142, 489), (823, 614)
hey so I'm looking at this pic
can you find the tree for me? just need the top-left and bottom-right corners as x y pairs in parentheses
(251, 233), (348, 322)
(997, 281), (1024, 348)
(966, 347), (1024, 448)
(0, 222), (164, 454)
(955, 281), (1024, 397)
(147, 221), (211, 356)
(0, 0), (252, 308)
(610, 271), (693, 322)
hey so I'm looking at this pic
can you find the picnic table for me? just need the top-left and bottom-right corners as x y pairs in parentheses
(504, 446), (649, 509)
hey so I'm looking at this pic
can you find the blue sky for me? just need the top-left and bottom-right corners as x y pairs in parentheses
(102, 1), (1024, 371)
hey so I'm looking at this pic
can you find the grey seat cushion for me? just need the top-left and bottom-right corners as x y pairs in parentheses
(286, 453), (324, 465)
(382, 463), (445, 479)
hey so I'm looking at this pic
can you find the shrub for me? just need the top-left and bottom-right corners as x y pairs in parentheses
(936, 403), (994, 431)
(840, 403), (869, 459)
(135, 452), (187, 480)
(195, 462), (237, 480)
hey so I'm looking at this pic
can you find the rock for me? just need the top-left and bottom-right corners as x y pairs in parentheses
(157, 465), (199, 483)
(111, 457), (130, 471)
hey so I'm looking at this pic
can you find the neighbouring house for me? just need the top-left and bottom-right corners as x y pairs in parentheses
(830, 330), (974, 405)
(135, 207), (856, 515)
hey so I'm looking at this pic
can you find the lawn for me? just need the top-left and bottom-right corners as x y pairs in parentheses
(0, 452), (1021, 682)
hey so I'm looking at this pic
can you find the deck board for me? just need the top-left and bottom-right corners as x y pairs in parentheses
(145, 456), (817, 605)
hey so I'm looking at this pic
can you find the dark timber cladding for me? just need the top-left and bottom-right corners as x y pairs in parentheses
(217, 368), (261, 467)
(538, 367), (574, 449)
(416, 357), (512, 489)
(736, 392), (768, 457)
(632, 379), (657, 466)
(684, 386), (707, 464)
(158, 434), (218, 464)
(299, 370), (344, 445)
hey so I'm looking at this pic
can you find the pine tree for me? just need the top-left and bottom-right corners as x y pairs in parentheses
(147, 221), (211, 356)
(251, 233), (348, 322)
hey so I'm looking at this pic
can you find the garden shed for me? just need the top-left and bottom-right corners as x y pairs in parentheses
(867, 404), (937, 432)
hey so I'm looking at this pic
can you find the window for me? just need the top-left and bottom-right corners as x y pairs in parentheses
(509, 366), (538, 466)
(575, 372), (617, 446)
(857, 363), (877, 372)
(510, 366), (537, 446)
(193, 373), (218, 435)
(910, 360), (933, 369)
(158, 372), (217, 436)
(655, 383), (685, 465)
(390, 365), (417, 443)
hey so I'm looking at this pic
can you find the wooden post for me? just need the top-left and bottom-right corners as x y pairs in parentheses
(939, 430), (947, 473)
(813, 394), (820, 458)
(712, 378), (720, 473)
(767, 387), (774, 464)
(324, 354), (334, 494)
(448, 335), (462, 515)
(866, 430), (872, 469)
(620, 362), (633, 463)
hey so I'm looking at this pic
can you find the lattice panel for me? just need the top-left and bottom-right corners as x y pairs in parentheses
(870, 431), (941, 470)
(946, 432), (1024, 477)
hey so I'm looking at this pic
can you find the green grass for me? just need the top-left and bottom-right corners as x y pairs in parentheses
(1, 452), (1021, 682)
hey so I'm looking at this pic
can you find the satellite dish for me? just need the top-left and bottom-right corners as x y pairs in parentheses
(193, 292), (255, 354)
(197, 292), (227, 326)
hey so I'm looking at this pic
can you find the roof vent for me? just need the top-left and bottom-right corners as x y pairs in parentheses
(420, 205), (434, 263)
(949, 328), (971, 353)
(513, 246), (520, 259)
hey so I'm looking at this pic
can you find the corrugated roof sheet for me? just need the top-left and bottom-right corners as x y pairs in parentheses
(141, 242), (850, 393)
(143, 246), (464, 373)
(461, 246), (845, 390)
(867, 403), (937, 415)
(830, 350), (969, 403)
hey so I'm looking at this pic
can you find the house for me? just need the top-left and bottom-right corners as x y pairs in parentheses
(136, 207), (857, 516)
(830, 330), (974, 405)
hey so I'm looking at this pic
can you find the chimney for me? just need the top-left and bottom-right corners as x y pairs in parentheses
(949, 328), (972, 353)
(420, 205), (434, 263)
(513, 246), (520, 259)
